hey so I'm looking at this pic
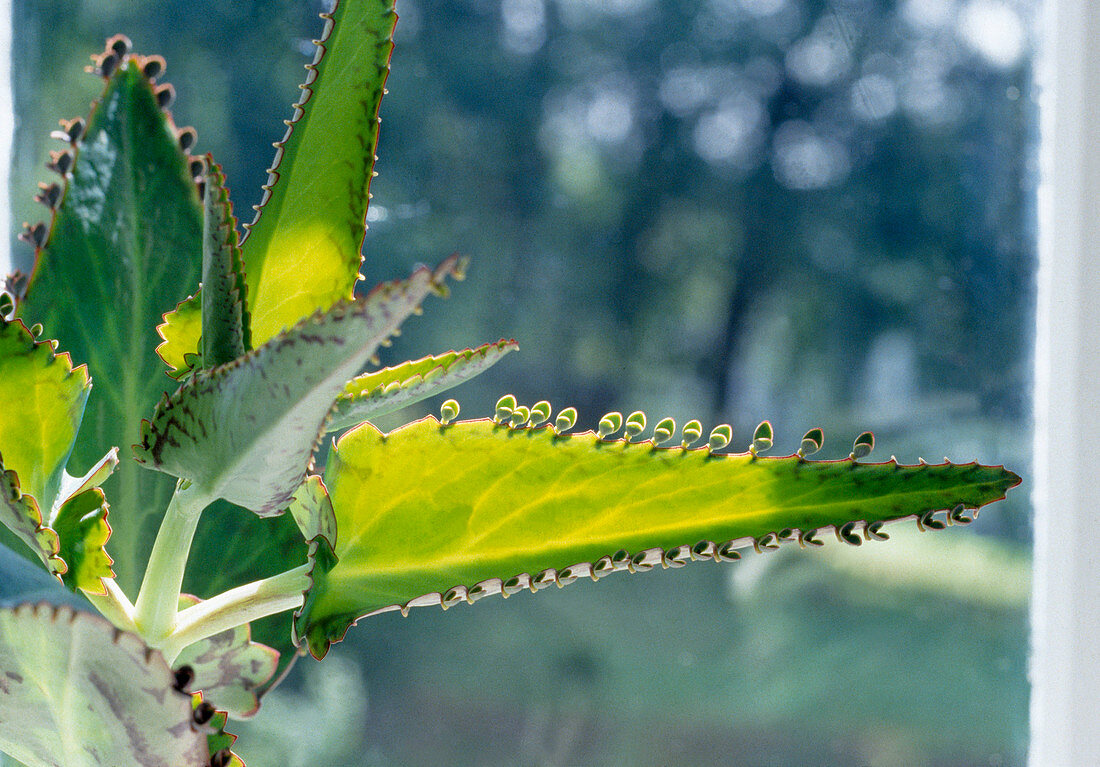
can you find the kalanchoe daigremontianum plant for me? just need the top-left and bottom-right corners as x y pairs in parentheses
(0, 2), (1020, 765)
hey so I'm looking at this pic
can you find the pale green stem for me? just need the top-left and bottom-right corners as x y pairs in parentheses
(159, 564), (311, 664)
(133, 480), (212, 643)
(81, 578), (138, 634)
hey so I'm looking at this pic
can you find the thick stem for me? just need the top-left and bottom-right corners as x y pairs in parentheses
(81, 578), (138, 634)
(132, 480), (212, 643)
(159, 564), (311, 664)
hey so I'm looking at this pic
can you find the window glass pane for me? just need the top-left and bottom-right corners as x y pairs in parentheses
(10, 0), (1034, 764)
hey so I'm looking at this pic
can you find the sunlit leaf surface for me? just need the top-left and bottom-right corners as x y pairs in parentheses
(295, 416), (1020, 657)
(240, 0), (397, 344)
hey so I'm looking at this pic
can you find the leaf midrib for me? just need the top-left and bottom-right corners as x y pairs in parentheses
(118, 72), (155, 583)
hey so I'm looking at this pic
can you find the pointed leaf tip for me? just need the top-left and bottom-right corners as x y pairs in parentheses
(17, 53), (204, 592)
(326, 339), (517, 431)
(241, 0), (399, 345)
(294, 418), (1021, 655)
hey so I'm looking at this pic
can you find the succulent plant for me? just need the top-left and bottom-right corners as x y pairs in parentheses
(0, 3), (1019, 764)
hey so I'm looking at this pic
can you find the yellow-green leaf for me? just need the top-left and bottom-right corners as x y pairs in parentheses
(0, 319), (90, 509)
(239, 0), (397, 344)
(295, 416), (1020, 658)
(156, 293), (203, 380)
(53, 488), (113, 594)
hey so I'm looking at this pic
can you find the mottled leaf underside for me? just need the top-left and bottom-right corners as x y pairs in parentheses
(134, 259), (463, 515)
(326, 338), (518, 432)
(295, 415), (1020, 657)
(174, 595), (278, 719)
(0, 603), (208, 767)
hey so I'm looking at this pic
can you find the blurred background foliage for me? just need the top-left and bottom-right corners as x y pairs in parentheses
(10, 0), (1033, 764)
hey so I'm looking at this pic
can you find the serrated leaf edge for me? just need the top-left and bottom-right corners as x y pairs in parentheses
(200, 157), (251, 369)
(240, 0), (396, 263)
(0, 465), (65, 577)
(17, 50), (201, 313)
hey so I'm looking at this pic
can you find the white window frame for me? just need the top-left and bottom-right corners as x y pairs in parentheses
(1030, 0), (1100, 763)
(0, 0), (10, 282)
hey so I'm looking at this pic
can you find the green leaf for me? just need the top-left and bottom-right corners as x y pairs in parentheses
(15, 58), (203, 593)
(156, 293), (203, 381)
(0, 319), (111, 585)
(0, 453), (115, 596)
(0, 603), (209, 766)
(326, 339), (519, 432)
(0, 463), (62, 579)
(134, 259), (462, 515)
(157, 159), (253, 383)
(201, 159), (250, 369)
(52, 487), (113, 594)
(0, 319), (90, 512)
(174, 595), (279, 719)
(239, 0), (397, 345)
(201, 706), (245, 767)
(294, 415), (1021, 658)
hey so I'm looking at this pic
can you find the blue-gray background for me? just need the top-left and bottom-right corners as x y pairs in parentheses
(10, 0), (1033, 764)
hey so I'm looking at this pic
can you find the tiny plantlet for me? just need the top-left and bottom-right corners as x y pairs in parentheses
(0, 2), (1020, 764)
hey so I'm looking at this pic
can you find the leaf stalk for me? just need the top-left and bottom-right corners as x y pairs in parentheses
(81, 578), (139, 634)
(132, 479), (212, 643)
(159, 563), (311, 664)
